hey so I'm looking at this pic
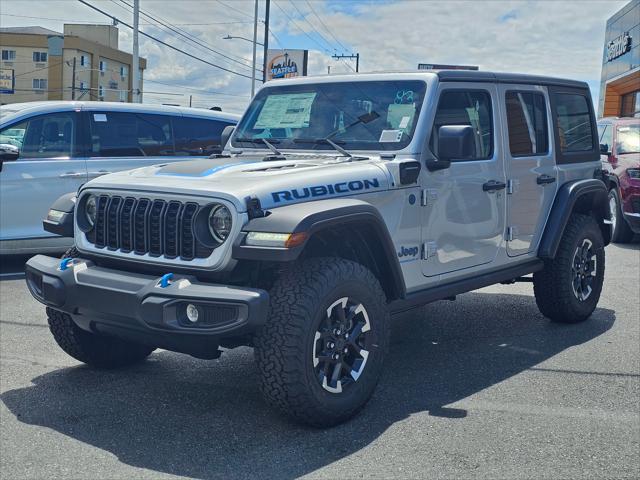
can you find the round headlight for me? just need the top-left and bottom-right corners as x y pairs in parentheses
(85, 195), (97, 227)
(208, 204), (232, 243)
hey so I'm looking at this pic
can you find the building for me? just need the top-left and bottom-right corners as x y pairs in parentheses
(0, 24), (146, 105)
(598, 0), (639, 118)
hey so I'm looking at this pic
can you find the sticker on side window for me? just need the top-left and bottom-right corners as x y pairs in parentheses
(93, 114), (107, 122)
(379, 129), (403, 143)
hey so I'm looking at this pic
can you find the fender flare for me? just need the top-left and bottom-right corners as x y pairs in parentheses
(42, 192), (76, 238)
(233, 198), (406, 300)
(538, 179), (610, 259)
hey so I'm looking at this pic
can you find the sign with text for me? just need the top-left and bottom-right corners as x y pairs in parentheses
(266, 49), (308, 81)
(0, 69), (14, 94)
(607, 32), (632, 62)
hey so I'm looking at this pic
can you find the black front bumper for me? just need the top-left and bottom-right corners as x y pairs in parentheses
(25, 255), (269, 358)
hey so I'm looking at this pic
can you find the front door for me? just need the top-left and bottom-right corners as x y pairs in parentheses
(0, 111), (86, 241)
(498, 85), (557, 256)
(422, 83), (507, 277)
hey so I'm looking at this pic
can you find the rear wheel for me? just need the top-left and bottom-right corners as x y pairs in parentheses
(533, 214), (605, 323)
(254, 257), (389, 427)
(609, 188), (634, 243)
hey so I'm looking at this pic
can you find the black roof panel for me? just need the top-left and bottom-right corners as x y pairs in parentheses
(436, 70), (588, 89)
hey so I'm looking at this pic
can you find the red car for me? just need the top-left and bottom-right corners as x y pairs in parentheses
(598, 117), (640, 243)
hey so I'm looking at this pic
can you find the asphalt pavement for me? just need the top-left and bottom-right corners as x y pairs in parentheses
(0, 244), (638, 479)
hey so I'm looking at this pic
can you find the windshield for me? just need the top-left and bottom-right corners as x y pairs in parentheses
(232, 80), (427, 151)
(617, 124), (640, 154)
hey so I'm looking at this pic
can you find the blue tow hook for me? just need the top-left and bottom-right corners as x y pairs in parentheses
(159, 273), (174, 288)
(59, 257), (74, 271)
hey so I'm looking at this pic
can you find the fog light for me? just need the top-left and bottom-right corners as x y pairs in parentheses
(186, 304), (199, 323)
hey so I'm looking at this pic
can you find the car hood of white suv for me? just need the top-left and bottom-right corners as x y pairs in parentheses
(83, 154), (392, 212)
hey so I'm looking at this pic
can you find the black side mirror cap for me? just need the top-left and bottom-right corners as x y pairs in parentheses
(220, 125), (235, 150)
(438, 125), (475, 162)
(599, 143), (611, 155)
(0, 143), (19, 161)
(42, 192), (76, 238)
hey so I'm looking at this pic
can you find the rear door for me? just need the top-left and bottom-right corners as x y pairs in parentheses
(498, 84), (557, 256)
(421, 82), (507, 277)
(0, 111), (87, 240)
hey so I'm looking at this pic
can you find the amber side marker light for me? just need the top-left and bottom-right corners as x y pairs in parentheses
(245, 232), (308, 248)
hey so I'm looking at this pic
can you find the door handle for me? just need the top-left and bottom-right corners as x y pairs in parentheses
(537, 174), (556, 185)
(483, 180), (507, 192)
(59, 172), (85, 178)
(87, 170), (112, 178)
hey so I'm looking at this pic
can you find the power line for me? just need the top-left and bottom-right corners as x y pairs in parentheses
(0, 12), (252, 25)
(76, 0), (258, 81)
(214, 0), (254, 20)
(271, 0), (330, 54)
(287, 0), (335, 53)
(304, 0), (350, 52)
(115, 0), (257, 73)
(145, 79), (250, 97)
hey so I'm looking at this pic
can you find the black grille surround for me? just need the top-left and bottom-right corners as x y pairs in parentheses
(85, 194), (215, 261)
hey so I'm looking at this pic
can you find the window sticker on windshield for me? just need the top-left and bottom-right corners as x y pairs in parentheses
(379, 129), (403, 143)
(387, 103), (415, 132)
(254, 92), (317, 129)
(93, 113), (107, 122)
(395, 90), (414, 104)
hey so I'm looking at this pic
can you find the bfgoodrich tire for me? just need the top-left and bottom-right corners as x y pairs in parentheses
(533, 214), (605, 323)
(254, 257), (390, 427)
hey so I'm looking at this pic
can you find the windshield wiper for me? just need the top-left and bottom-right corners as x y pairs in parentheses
(293, 138), (352, 158)
(234, 137), (285, 160)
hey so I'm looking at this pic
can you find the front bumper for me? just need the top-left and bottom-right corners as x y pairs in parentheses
(25, 255), (269, 358)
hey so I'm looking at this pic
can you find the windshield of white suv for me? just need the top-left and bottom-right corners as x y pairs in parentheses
(617, 125), (640, 154)
(232, 80), (427, 152)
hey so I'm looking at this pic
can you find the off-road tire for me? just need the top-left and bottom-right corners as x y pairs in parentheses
(254, 257), (389, 427)
(609, 188), (634, 243)
(533, 214), (605, 323)
(46, 247), (155, 368)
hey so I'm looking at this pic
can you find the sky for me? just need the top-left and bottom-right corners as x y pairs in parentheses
(0, 0), (630, 114)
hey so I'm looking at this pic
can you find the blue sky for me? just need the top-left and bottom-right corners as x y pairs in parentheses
(0, 0), (630, 113)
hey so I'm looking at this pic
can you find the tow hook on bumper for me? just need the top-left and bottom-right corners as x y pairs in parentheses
(24, 255), (270, 356)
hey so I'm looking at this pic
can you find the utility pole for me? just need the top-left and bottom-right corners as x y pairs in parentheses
(250, 0), (258, 96)
(132, 0), (140, 102)
(262, 0), (270, 83)
(189, 95), (192, 107)
(71, 56), (77, 100)
(327, 65), (331, 75)
(332, 53), (360, 73)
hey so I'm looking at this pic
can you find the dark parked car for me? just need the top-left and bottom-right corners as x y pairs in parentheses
(598, 117), (640, 242)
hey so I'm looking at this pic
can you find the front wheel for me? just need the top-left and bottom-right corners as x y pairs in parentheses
(254, 258), (389, 427)
(533, 214), (605, 323)
(609, 188), (634, 243)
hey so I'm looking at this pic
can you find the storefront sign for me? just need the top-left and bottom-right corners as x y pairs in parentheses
(0, 68), (14, 94)
(266, 49), (308, 81)
(607, 32), (632, 62)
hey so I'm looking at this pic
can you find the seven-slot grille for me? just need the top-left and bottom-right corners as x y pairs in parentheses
(88, 195), (213, 260)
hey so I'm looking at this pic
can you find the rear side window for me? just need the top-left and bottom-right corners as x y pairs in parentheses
(431, 90), (493, 161)
(555, 93), (594, 153)
(18, 113), (75, 159)
(173, 117), (231, 156)
(505, 92), (548, 156)
(88, 112), (174, 157)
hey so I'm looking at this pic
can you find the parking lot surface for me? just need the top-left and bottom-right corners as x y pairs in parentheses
(1, 244), (638, 479)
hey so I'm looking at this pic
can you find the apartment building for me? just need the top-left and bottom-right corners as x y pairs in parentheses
(0, 24), (146, 105)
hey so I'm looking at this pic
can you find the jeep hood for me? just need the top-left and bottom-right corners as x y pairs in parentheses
(83, 155), (391, 212)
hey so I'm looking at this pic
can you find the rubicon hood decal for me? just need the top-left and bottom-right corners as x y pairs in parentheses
(272, 178), (380, 203)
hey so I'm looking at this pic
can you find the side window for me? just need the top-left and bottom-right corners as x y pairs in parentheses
(17, 113), (75, 159)
(598, 124), (613, 153)
(88, 112), (174, 157)
(431, 90), (493, 160)
(505, 91), (548, 156)
(555, 93), (594, 153)
(0, 121), (28, 150)
(173, 117), (229, 156)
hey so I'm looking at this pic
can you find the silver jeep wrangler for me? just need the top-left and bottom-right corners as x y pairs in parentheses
(25, 71), (611, 427)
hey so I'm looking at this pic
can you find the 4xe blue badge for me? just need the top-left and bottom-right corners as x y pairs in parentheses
(397, 246), (419, 258)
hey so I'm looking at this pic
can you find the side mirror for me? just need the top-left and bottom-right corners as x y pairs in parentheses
(599, 143), (611, 155)
(0, 143), (19, 161)
(220, 125), (235, 150)
(426, 125), (475, 171)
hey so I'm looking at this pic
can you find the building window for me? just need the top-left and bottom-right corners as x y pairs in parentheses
(120, 66), (128, 77)
(32, 78), (47, 90)
(99, 60), (106, 73)
(505, 91), (548, 156)
(621, 90), (640, 118)
(119, 90), (127, 102)
(32, 51), (48, 62)
(80, 55), (88, 67)
(98, 85), (104, 99)
(79, 81), (87, 91)
(1, 50), (16, 61)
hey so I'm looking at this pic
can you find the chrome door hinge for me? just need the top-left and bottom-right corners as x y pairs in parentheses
(421, 189), (438, 206)
(506, 179), (518, 195)
(506, 226), (518, 242)
(422, 241), (438, 259)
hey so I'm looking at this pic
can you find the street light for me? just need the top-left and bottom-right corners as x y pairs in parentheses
(224, 28), (264, 97)
(223, 35), (264, 46)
